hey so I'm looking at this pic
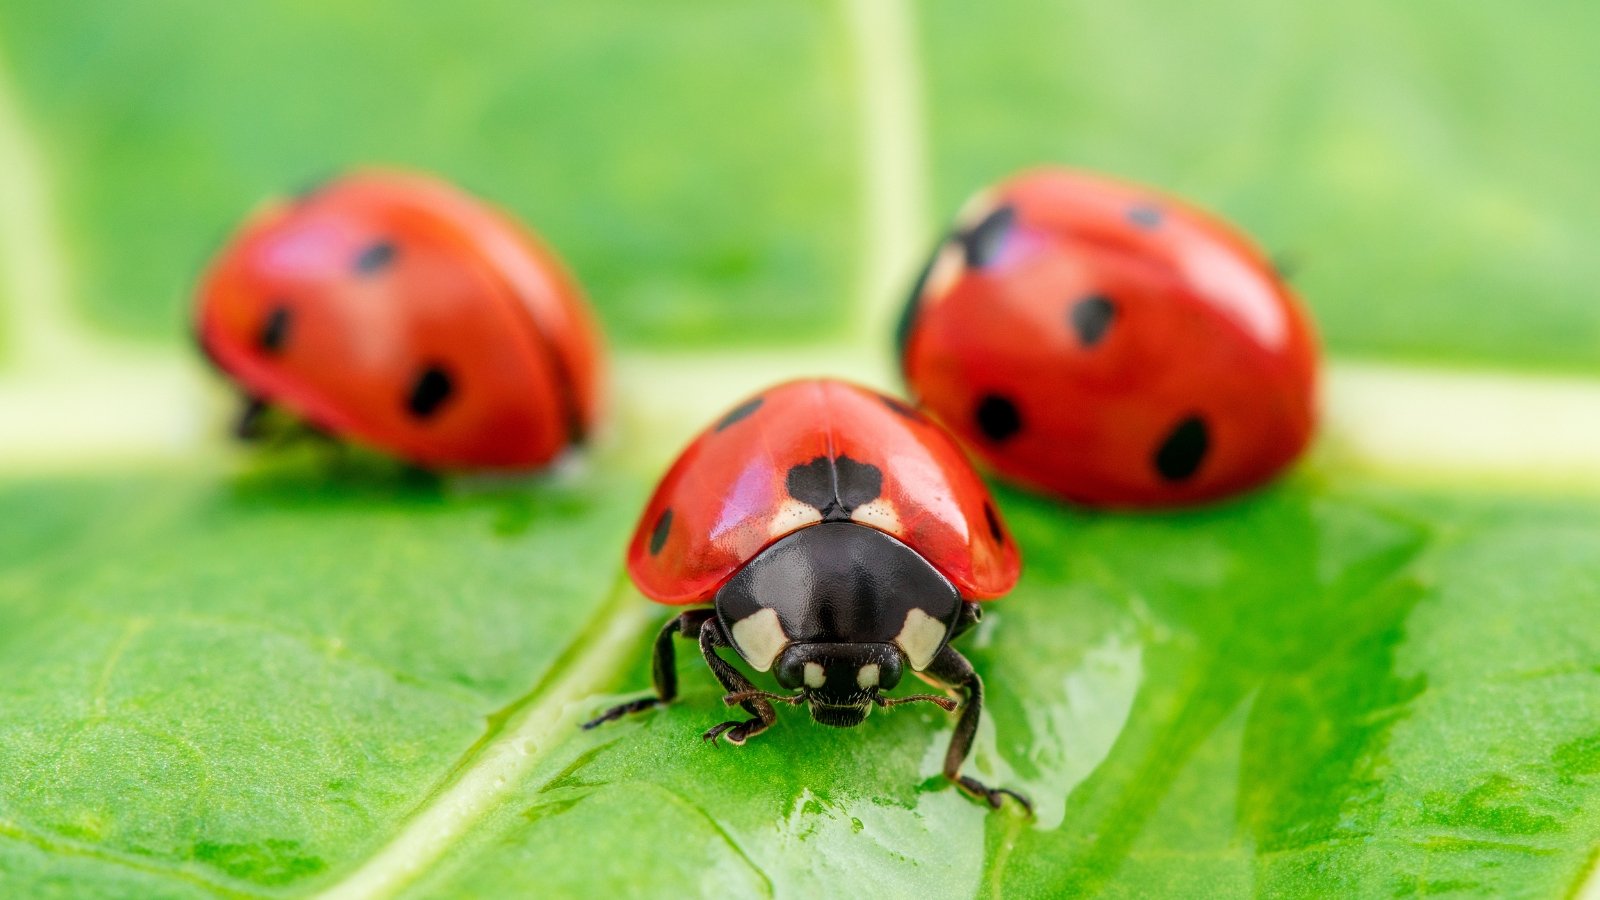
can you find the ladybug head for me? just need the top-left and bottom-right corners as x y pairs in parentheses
(772, 642), (905, 727)
(715, 521), (965, 728)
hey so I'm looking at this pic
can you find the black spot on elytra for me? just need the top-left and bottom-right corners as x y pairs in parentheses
(974, 394), (1022, 442)
(714, 396), (764, 432)
(1128, 204), (1163, 230)
(1154, 415), (1209, 481)
(405, 365), (454, 419)
(961, 204), (1017, 268)
(786, 455), (883, 522)
(649, 509), (673, 555)
(983, 502), (1005, 543)
(257, 305), (292, 353)
(879, 394), (919, 421)
(355, 241), (398, 275)
(1069, 295), (1116, 347)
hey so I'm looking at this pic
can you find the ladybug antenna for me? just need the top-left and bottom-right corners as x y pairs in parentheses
(875, 693), (958, 713)
(721, 688), (806, 707)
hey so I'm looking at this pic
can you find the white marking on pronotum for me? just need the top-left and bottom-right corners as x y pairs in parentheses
(730, 608), (788, 673)
(804, 662), (826, 689)
(919, 243), (964, 311)
(954, 189), (1001, 231)
(857, 663), (881, 689)
(894, 608), (947, 671)
(851, 497), (901, 533)
(768, 499), (823, 537)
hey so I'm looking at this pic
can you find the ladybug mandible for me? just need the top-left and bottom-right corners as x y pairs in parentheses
(587, 379), (1027, 810)
(196, 169), (604, 470)
(898, 167), (1319, 507)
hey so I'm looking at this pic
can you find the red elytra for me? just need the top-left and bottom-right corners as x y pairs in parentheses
(627, 378), (1020, 605)
(898, 167), (1319, 508)
(196, 169), (604, 470)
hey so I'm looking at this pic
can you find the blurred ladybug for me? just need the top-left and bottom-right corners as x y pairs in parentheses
(898, 167), (1319, 507)
(196, 170), (604, 470)
(586, 379), (1027, 810)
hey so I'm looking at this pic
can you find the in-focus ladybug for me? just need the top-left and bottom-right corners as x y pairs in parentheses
(898, 167), (1319, 507)
(586, 379), (1027, 810)
(196, 169), (604, 470)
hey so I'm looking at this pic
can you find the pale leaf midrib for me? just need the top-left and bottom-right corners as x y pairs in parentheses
(313, 576), (655, 900)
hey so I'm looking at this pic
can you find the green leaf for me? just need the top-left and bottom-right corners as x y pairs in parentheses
(5, 476), (1599, 897)
(0, 466), (646, 893)
(3, 1), (1600, 897)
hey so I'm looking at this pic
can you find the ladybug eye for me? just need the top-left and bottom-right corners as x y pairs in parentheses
(354, 240), (398, 275)
(257, 304), (292, 353)
(1153, 415), (1209, 481)
(405, 364), (454, 418)
(1069, 295), (1116, 348)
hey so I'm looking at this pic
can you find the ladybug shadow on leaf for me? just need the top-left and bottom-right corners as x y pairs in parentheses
(577, 632), (984, 813)
(224, 434), (445, 508)
(220, 432), (641, 562)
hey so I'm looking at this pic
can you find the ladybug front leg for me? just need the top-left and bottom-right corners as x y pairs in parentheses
(231, 395), (337, 448)
(697, 617), (777, 746)
(923, 644), (1031, 813)
(582, 608), (715, 729)
(234, 395), (271, 440)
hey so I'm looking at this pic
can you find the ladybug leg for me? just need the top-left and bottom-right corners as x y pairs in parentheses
(923, 643), (1032, 814)
(233, 396), (335, 450)
(948, 600), (983, 640)
(697, 618), (776, 747)
(234, 395), (270, 441)
(582, 609), (715, 729)
(295, 420), (341, 446)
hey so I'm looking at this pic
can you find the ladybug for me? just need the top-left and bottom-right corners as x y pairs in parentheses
(195, 169), (604, 470)
(586, 379), (1027, 810)
(897, 167), (1319, 507)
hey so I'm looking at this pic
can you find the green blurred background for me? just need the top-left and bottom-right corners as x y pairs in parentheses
(3, 0), (1598, 365)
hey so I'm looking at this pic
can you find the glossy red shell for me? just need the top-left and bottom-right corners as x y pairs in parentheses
(899, 167), (1319, 507)
(196, 170), (604, 469)
(627, 379), (1021, 605)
